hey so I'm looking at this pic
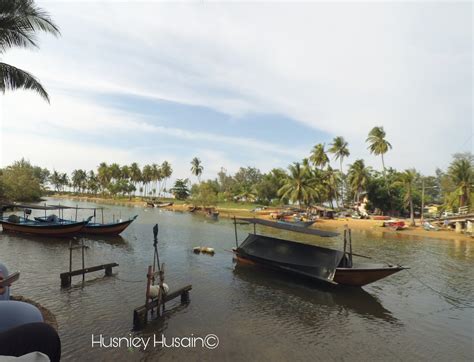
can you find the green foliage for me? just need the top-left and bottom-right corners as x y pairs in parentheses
(171, 179), (190, 200)
(0, 0), (60, 101)
(278, 162), (319, 206)
(191, 181), (218, 206)
(1, 159), (42, 202)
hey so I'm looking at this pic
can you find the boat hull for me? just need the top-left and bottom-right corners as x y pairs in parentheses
(82, 219), (135, 235)
(234, 252), (404, 287)
(333, 266), (405, 286)
(0, 220), (87, 237)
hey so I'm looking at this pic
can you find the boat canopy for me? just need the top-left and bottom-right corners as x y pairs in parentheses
(236, 217), (339, 237)
(3, 204), (59, 211)
(47, 205), (105, 210)
(238, 234), (345, 282)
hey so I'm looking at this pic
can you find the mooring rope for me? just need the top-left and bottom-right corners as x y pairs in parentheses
(405, 269), (473, 308)
(114, 276), (145, 283)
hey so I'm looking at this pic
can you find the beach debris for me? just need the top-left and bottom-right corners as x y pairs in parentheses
(193, 246), (215, 255)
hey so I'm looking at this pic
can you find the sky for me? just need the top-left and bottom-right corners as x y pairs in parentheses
(0, 1), (472, 182)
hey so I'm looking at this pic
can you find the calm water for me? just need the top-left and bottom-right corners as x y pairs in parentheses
(1, 198), (473, 361)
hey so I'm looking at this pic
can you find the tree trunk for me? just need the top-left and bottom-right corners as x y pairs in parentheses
(340, 158), (344, 208)
(409, 197), (415, 226)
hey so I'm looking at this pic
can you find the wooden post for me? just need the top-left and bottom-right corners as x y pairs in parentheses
(81, 239), (85, 282)
(144, 265), (152, 325)
(101, 209), (104, 224)
(75, 205), (78, 222)
(421, 179), (425, 225)
(234, 216), (238, 248)
(348, 228), (353, 268)
(69, 241), (72, 275)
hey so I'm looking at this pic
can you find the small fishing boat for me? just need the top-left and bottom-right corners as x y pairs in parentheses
(35, 205), (137, 236)
(146, 201), (174, 208)
(0, 204), (91, 237)
(232, 218), (406, 287)
(382, 220), (407, 231)
(277, 219), (315, 228)
(82, 215), (138, 235)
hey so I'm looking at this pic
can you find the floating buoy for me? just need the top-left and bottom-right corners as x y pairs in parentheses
(192, 246), (215, 255)
(202, 247), (215, 255)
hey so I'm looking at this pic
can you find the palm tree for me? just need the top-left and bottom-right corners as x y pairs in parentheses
(278, 162), (318, 206)
(151, 163), (161, 197)
(0, 0), (60, 102)
(328, 136), (350, 207)
(366, 126), (392, 181)
(322, 166), (341, 209)
(347, 159), (371, 203)
(448, 158), (472, 208)
(129, 162), (141, 196)
(97, 162), (111, 193)
(161, 161), (172, 195)
(310, 143), (329, 170)
(190, 157), (203, 183)
(142, 165), (153, 198)
(393, 170), (416, 226)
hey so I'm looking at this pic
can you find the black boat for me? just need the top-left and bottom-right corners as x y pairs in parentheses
(232, 218), (406, 287)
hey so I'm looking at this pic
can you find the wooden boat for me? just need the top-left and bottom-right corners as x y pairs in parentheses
(82, 215), (137, 235)
(0, 215), (91, 237)
(232, 218), (406, 287)
(147, 201), (174, 208)
(35, 213), (138, 236)
(382, 220), (407, 231)
(35, 205), (138, 236)
(277, 219), (315, 228)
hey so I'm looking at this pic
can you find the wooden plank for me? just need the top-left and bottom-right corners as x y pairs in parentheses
(133, 285), (192, 316)
(60, 263), (118, 278)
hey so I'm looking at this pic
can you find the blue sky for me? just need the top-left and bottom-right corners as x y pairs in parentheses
(0, 1), (472, 181)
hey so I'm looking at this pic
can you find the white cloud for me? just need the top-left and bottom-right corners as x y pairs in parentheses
(1, 1), (472, 176)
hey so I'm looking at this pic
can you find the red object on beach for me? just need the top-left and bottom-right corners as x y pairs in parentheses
(372, 216), (391, 220)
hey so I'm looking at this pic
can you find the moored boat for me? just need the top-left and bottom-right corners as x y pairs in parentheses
(0, 215), (91, 237)
(35, 205), (138, 236)
(82, 215), (138, 235)
(232, 218), (406, 287)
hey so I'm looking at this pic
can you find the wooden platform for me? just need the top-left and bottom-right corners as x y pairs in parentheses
(133, 284), (192, 329)
(60, 262), (119, 287)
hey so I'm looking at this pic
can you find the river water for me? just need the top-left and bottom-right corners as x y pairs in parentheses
(0, 198), (472, 361)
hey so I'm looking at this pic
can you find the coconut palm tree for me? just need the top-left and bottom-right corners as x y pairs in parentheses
(0, 0), (60, 102)
(129, 162), (141, 196)
(310, 143), (329, 170)
(328, 136), (350, 207)
(161, 160), (172, 195)
(278, 162), (318, 207)
(393, 169), (416, 226)
(142, 165), (153, 198)
(322, 166), (341, 209)
(366, 126), (392, 181)
(347, 159), (371, 203)
(190, 157), (203, 183)
(448, 158), (472, 208)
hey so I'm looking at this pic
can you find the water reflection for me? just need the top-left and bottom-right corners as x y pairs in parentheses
(232, 264), (399, 325)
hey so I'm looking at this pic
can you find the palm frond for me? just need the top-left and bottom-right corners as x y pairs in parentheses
(0, 0), (60, 52)
(0, 62), (49, 102)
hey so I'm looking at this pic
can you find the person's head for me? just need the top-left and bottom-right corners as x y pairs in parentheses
(0, 263), (10, 300)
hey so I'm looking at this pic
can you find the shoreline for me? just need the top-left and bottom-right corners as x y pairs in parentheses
(51, 194), (473, 243)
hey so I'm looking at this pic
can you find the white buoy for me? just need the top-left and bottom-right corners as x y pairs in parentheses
(149, 283), (169, 298)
